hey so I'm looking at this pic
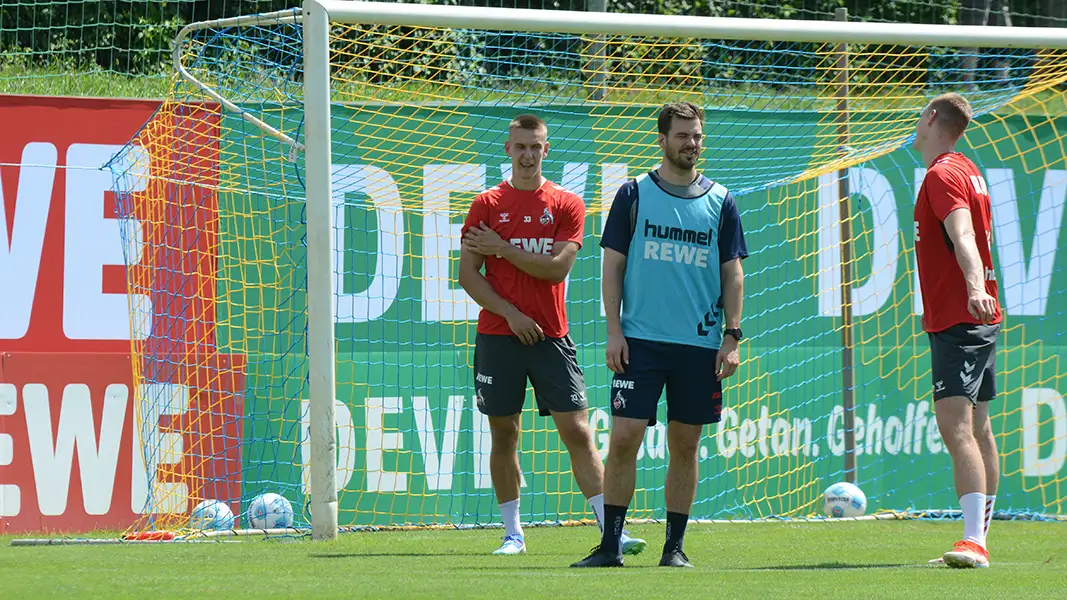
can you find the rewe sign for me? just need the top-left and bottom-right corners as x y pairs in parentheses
(0, 353), (244, 532)
(0, 97), (239, 533)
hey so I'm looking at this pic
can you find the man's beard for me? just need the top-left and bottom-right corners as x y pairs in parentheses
(666, 148), (697, 170)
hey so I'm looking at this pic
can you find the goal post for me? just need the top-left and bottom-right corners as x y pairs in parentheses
(109, 1), (1067, 540)
(303, 0), (337, 542)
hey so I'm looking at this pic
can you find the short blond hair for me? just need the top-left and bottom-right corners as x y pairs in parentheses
(928, 93), (973, 139)
(509, 113), (547, 135)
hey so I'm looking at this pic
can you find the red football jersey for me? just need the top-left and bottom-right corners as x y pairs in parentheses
(914, 152), (1002, 333)
(462, 179), (585, 338)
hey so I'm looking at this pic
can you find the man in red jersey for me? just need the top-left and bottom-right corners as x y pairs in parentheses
(458, 114), (645, 557)
(913, 93), (1002, 569)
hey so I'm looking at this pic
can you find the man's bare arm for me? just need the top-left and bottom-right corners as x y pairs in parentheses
(943, 207), (998, 323)
(943, 208), (986, 295)
(498, 241), (579, 283)
(458, 248), (518, 319)
(720, 258), (744, 329)
(602, 248), (629, 373)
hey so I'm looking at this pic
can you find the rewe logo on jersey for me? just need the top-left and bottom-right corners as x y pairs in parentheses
(641, 219), (715, 268)
(509, 237), (554, 255)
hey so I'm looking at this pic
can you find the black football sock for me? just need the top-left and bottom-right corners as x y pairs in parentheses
(663, 511), (689, 554)
(600, 504), (628, 554)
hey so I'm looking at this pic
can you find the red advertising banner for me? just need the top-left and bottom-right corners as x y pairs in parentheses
(0, 96), (239, 534)
(0, 352), (244, 534)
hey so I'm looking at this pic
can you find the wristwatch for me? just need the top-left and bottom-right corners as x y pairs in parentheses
(724, 328), (744, 342)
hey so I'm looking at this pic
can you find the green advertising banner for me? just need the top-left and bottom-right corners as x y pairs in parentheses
(219, 105), (1066, 525)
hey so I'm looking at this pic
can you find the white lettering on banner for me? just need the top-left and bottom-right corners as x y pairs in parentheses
(364, 396), (406, 492)
(0, 384), (18, 516)
(0, 380), (195, 519)
(23, 383), (127, 516)
(817, 168), (899, 317)
(559, 163), (588, 297)
(422, 164), (485, 323)
(717, 405), (814, 460)
(599, 164), (629, 318)
(299, 398), (357, 496)
(717, 402), (946, 461)
(590, 407), (610, 460)
(0, 143), (57, 340)
(472, 404), (493, 490)
(412, 395), (464, 491)
(130, 383), (190, 514)
(361, 396), (527, 493)
(561, 162), (590, 200)
(1021, 388), (1067, 477)
(987, 168), (1067, 316)
(64, 144), (151, 340)
(333, 164), (405, 323)
(829, 402), (943, 457)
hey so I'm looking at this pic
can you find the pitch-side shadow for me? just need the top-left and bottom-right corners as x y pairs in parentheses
(742, 562), (920, 571)
(310, 551), (490, 558)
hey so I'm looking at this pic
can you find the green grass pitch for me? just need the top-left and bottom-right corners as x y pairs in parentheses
(3, 521), (1064, 598)
(2, 65), (1065, 599)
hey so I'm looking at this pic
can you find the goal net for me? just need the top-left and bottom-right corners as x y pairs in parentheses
(108, 1), (1067, 535)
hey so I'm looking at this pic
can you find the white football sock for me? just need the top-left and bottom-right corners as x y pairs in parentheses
(960, 492), (986, 546)
(588, 494), (606, 532)
(500, 499), (523, 538)
(982, 495), (996, 546)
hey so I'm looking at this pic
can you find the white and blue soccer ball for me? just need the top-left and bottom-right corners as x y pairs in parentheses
(189, 499), (235, 531)
(247, 492), (295, 529)
(823, 482), (868, 518)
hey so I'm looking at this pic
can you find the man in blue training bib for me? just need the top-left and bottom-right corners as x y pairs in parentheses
(572, 101), (749, 569)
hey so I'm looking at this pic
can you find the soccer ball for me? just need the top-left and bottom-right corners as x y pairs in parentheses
(822, 482), (867, 518)
(247, 492), (295, 529)
(189, 499), (235, 531)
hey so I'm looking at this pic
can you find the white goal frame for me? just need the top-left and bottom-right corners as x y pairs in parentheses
(298, 0), (1067, 541)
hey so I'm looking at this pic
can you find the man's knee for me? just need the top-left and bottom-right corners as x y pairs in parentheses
(489, 416), (521, 453)
(608, 418), (646, 459)
(553, 410), (595, 450)
(935, 397), (976, 442)
(973, 421), (997, 453)
(666, 422), (702, 458)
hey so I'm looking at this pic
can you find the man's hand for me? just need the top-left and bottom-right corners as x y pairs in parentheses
(606, 331), (629, 373)
(506, 310), (545, 345)
(716, 335), (740, 381)
(462, 222), (510, 257)
(967, 289), (998, 324)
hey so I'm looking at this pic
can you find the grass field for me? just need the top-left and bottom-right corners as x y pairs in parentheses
(2, 521), (1064, 598)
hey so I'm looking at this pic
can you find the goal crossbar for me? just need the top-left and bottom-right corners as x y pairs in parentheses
(312, 0), (1067, 49)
